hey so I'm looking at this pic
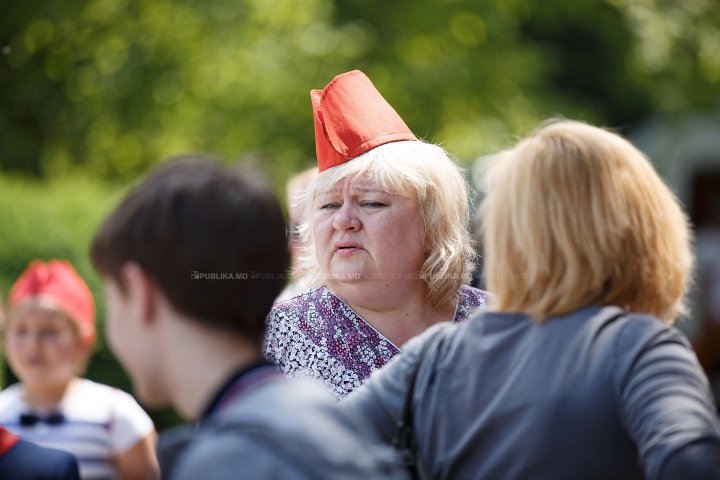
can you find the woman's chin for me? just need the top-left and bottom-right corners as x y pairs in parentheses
(327, 271), (366, 283)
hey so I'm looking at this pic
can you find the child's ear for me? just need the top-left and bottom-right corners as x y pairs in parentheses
(76, 337), (95, 364)
(120, 263), (158, 326)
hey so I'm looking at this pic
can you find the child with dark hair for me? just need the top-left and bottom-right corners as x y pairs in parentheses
(91, 156), (409, 480)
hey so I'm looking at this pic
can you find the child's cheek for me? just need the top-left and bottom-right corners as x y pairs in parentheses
(6, 336), (25, 358)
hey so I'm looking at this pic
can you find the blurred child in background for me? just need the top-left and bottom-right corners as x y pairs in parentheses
(0, 290), (81, 480)
(0, 260), (159, 480)
(275, 166), (317, 303)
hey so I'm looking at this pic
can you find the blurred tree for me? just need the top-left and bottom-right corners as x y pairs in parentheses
(519, 0), (720, 126)
(1, 0), (350, 182)
(2, 0), (718, 183)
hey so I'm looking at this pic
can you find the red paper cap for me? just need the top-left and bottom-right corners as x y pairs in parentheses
(312, 70), (417, 172)
(9, 260), (96, 347)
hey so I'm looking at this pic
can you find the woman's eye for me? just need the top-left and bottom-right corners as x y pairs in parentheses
(361, 201), (386, 208)
(320, 203), (340, 210)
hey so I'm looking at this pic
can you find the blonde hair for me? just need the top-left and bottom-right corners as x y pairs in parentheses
(298, 141), (476, 310)
(480, 120), (693, 324)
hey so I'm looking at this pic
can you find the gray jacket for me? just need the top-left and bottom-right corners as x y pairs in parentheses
(159, 379), (410, 480)
(344, 306), (720, 480)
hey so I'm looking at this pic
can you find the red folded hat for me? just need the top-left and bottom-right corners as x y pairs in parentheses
(8, 260), (96, 347)
(312, 70), (417, 172)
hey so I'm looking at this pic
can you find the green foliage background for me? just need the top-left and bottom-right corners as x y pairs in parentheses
(0, 0), (719, 430)
(3, 0), (720, 179)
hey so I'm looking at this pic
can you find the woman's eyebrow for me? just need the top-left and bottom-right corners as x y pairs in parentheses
(353, 186), (387, 194)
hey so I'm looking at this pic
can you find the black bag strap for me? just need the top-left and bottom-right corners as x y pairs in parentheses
(392, 324), (455, 480)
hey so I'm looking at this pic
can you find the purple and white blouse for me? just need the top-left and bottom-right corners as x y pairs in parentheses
(264, 285), (490, 398)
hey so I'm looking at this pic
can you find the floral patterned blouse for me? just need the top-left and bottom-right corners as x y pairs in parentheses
(264, 285), (490, 398)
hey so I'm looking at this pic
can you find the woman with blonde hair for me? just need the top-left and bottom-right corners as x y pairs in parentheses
(264, 71), (489, 398)
(344, 121), (720, 479)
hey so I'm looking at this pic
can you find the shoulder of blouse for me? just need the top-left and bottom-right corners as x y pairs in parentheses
(454, 285), (491, 323)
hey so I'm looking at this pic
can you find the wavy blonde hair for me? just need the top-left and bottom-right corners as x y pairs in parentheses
(296, 140), (476, 310)
(479, 120), (693, 324)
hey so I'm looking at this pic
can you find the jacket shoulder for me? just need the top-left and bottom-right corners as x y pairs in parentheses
(0, 439), (80, 479)
(164, 382), (408, 480)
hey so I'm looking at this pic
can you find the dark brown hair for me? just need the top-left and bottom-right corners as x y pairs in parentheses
(91, 156), (289, 344)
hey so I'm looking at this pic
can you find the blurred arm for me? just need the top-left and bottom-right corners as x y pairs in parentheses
(616, 317), (720, 480)
(661, 441), (720, 480)
(116, 432), (160, 480)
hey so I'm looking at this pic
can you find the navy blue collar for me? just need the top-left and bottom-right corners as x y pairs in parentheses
(199, 359), (275, 421)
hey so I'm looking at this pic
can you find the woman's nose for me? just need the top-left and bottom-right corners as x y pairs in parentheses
(333, 205), (361, 232)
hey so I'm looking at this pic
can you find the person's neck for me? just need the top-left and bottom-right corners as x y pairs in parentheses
(160, 316), (264, 422)
(328, 281), (454, 348)
(22, 377), (78, 409)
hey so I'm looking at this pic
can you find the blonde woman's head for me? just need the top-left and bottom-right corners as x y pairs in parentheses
(480, 120), (692, 324)
(298, 140), (476, 310)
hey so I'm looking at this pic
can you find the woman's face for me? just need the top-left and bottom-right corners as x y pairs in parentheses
(5, 305), (84, 390)
(313, 175), (427, 297)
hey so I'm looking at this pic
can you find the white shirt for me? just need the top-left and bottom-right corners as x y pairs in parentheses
(0, 379), (155, 480)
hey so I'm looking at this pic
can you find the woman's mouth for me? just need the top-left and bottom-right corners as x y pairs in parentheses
(334, 242), (362, 257)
